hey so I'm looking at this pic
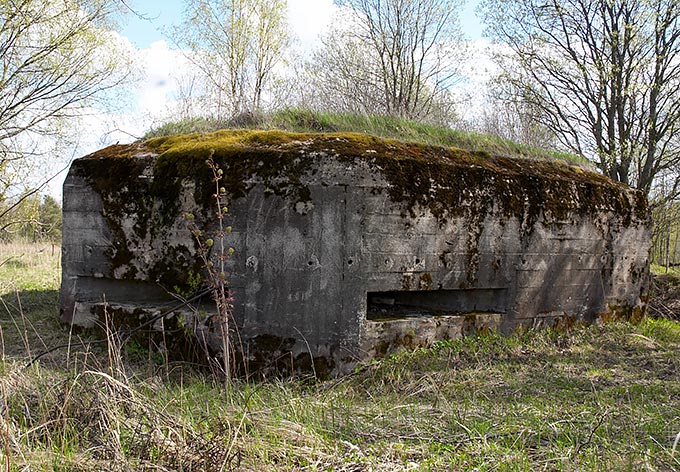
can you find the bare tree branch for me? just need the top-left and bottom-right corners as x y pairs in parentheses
(482, 0), (680, 201)
(171, 0), (290, 118)
(304, 0), (465, 122)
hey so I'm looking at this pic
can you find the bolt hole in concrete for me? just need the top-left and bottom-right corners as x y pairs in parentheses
(366, 288), (508, 320)
(348, 259), (354, 265)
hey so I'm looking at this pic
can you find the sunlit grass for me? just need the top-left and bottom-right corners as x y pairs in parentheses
(0, 242), (679, 470)
(143, 108), (590, 166)
(0, 241), (61, 291)
(651, 263), (680, 277)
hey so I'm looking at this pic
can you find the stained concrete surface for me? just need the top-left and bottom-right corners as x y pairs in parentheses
(60, 131), (650, 375)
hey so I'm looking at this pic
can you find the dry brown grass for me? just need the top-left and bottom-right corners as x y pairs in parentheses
(0, 243), (679, 470)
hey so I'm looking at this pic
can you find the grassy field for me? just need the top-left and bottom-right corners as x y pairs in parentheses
(1, 243), (680, 471)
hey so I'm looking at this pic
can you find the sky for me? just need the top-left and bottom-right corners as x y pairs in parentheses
(43, 0), (488, 198)
(114, 0), (487, 137)
(119, 0), (484, 49)
(94, 0), (488, 145)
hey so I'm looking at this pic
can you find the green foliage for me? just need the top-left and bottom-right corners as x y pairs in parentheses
(641, 317), (680, 343)
(651, 200), (680, 267)
(171, 0), (290, 116)
(172, 270), (202, 298)
(650, 264), (680, 277)
(0, 0), (131, 214)
(144, 108), (589, 165)
(37, 195), (62, 242)
(0, 194), (62, 242)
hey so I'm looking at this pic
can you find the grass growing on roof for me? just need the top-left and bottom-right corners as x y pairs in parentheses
(143, 108), (590, 166)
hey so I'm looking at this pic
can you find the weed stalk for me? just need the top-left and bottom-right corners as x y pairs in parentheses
(184, 152), (241, 386)
(0, 327), (9, 472)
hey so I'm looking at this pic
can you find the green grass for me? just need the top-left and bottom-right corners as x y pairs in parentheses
(0, 242), (64, 358)
(651, 263), (680, 277)
(143, 108), (590, 166)
(1, 244), (680, 470)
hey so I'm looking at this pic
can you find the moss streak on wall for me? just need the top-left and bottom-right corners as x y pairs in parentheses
(142, 130), (647, 226)
(74, 130), (648, 289)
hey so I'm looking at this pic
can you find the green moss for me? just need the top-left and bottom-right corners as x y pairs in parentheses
(72, 148), (156, 275)
(148, 130), (319, 213)
(143, 109), (591, 166)
(142, 129), (646, 232)
(76, 129), (648, 289)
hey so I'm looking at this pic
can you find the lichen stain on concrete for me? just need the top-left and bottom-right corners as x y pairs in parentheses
(60, 130), (651, 376)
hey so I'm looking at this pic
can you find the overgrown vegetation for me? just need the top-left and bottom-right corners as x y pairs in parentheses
(139, 128), (639, 229)
(182, 155), (239, 383)
(143, 108), (589, 166)
(77, 126), (642, 299)
(649, 264), (680, 320)
(0, 194), (62, 243)
(0, 244), (679, 470)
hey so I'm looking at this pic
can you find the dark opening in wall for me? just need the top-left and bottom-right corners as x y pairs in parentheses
(366, 288), (508, 321)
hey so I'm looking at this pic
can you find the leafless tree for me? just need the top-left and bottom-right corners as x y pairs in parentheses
(305, 22), (385, 115)
(304, 0), (465, 122)
(482, 0), (680, 199)
(474, 93), (560, 150)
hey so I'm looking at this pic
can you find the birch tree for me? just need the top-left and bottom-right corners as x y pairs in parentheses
(481, 0), (680, 198)
(306, 0), (465, 121)
(173, 0), (290, 118)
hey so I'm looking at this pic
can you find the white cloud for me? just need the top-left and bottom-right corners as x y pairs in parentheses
(287, 0), (339, 50)
(42, 39), (196, 198)
(132, 40), (192, 120)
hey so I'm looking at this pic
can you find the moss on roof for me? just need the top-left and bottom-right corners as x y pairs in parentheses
(80, 129), (648, 234)
(72, 129), (648, 290)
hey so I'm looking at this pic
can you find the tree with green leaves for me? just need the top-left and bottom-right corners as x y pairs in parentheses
(172, 0), (290, 118)
(36, 195), (62, 242)
(0, 193), (61, 242)
(0, 0), (132, 222)
(481, 0), (680, 199)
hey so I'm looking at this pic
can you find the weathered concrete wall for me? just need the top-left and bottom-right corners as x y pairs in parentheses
(60, 130), (650, 375)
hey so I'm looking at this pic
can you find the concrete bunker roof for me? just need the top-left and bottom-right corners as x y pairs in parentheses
(80, 129), (648, 226)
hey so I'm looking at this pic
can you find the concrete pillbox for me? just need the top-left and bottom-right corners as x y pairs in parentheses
(60, 130), (650, 375)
